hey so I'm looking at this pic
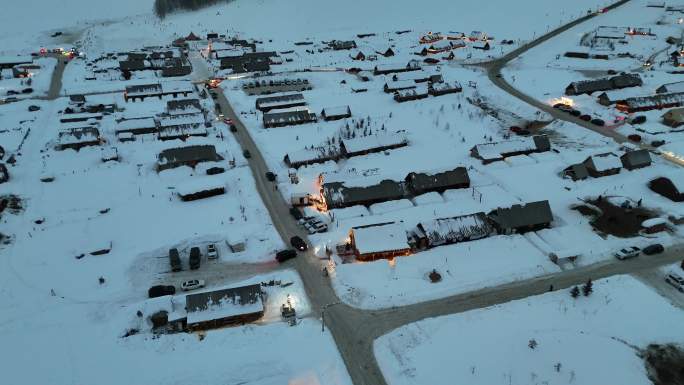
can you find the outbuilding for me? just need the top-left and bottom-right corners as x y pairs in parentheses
(620, 149), (652, 170)
(185, 284), (264, 331)
(350, 222), (411, 261)
(487, 200), (553, 234)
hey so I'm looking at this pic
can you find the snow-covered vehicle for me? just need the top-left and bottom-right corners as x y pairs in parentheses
(614, 246), (640, 260)
(207, 243), (218, 259)
(181, 279), (205, 291)
(665, 272), (684, 293)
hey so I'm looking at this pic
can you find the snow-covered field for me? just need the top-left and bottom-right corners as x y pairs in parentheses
(375, 275), (684, 385)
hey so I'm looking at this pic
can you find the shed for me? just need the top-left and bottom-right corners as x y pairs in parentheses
(563, 163), (589, 181)
(620, 149), (652, 170)
(582, 153), (622, 177)
(662, 108), (684, 127)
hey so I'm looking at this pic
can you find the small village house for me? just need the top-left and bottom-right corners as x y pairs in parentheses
(350, 222), (411, 261)
(56, 127), (101, 151)
(255, 93), (306, 112)
(321, 179), (406, 209)
(470, 135), (551, 164)
(262, 109), (317, 128)
(321, 106), (352, 121)
(565, 73), (642, 96)
(563, 163), (590, 181)
(615, 92), (684, 113)
(661, 107), (684, 127)
(620, 149), (652, 170)
(339, 132), (408, 158)
(415, 212), (493, 248)
(487, 200), (553, 234)
(176, 178), (226, 201)
(582, 153), (622, 177)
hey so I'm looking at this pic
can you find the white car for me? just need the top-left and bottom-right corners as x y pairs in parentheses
(665, 272), (684, 293)
(181, 279), (206, 291)
(614, 246), (640, 260)
(207, 243), (218, 260)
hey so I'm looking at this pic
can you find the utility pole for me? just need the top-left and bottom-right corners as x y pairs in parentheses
(321, 302), (341, 332)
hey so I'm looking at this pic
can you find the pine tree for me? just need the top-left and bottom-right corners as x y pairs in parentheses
(570, 286), (580, 298)
(582, 279), (593, 297)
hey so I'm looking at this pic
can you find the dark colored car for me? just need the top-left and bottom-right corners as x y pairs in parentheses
(643, 244), (664, 255)
(631, 115), (646, 124)
(189, 247), (201, 270)
(148, 285), (176, 298)
(607, 69), (617, 75)
(568, 109), (581, 117)
(266, 171), (276, 181)
(579, 114), (591, 121)
(22, 88), (33, 94)
(276, 249), (297, 263)
(651, 140), (666, 147)
(591, 118), (605, 126)
(628, 134), (642, 143)
(169, 248), (181, 272)
(28, 105), (40, 112)
(290, 207), (303, 220)
(290, 236), (307, 251)
(553, 103), (570, 109)
(230, 124), (237, 132)
(516, 128), (531, 136)
(6, 90), (19, 95)
(243, 150), (251, 158)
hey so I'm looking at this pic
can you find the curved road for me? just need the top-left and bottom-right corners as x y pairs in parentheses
(191, 4), (684, 381)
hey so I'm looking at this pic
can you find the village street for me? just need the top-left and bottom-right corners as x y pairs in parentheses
(201, 54), (684, 384)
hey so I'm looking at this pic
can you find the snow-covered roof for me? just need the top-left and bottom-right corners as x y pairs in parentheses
(474, 137), (539, 160)
(590, 153), (622, 172)
(158, 113), (205, 128)
(341, 132), (408, 154)
(642, 217), (667, 227)
(286, 146), (339, 165)
(321, 106), (350, 117)
(185, 284), (263, 325)
(0, 55), (32, 65)
(161, 81), (194, 94)
(384, 80), (416, 90)
(352, 222), (409, 255)
(117, 117), (156, 130)
(657, 81), (684, 93)
(419, 213), (493, 246)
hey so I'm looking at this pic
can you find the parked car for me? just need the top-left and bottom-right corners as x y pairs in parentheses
(290, 207), (303, 220)
(169, 248), (182, 272)
(665, 272), (684, 292)
(579, 114), (591, 122)
(290, 236), (307, 251)
(181, 279), (206, 291)
(627, 134), (642, 143)
(569, 109), (581, 117)
(614, 246), (640, 260)
(631, 115), (646, 124)
(265, 171), (276, 181)
(207, 243), (218, 259)
(189, 247), (201, 270)
(553, 103), (571, 109)
(230, 124), (237, 132)
(243, 150), (251, 159)
(276, 249), (297, 263)
(6, 90), (19, 95)
(21, 88), (33, 94)
(148, 285), (176, 298)
(591, 118), (605, 126)
(642, 243), (664, 255)
(28, 105), (40, 112)
(651, 140), (666, 147)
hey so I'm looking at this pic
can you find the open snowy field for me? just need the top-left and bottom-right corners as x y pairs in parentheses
(0, 268), (352, 385)
(375, 275), (684, 385)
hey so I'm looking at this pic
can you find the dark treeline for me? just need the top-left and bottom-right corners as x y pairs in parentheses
(154, 0), (234, 19)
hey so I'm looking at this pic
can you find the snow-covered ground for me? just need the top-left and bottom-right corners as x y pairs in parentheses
(375, 274), (684, 385)
(0, 269), (352, 385)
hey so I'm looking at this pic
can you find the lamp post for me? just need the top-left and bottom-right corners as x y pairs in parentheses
(321, 302), (342, 332)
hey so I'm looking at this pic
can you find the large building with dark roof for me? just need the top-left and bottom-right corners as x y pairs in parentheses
(405, 167), (470, 195)
(185, 284), (264, 331)
(157, 145), (220, 171)
(487, 200), (553, 234)
(565, 73), (642, 95)
(322, 179), (406, 209)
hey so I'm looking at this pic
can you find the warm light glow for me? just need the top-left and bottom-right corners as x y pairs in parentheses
(550, 96), (575, 107)
(388, 258), (396, 267)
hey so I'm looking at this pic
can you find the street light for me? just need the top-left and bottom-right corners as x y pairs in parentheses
(320, 302), (342, 332)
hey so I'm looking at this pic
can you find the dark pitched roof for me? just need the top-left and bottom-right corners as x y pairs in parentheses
(323, 179), (406, 208)
(406, 167), (469, 194)
(488, 200), (553, 230)
(167, 98), (201, 112)
(185, 284), (263, 314)
(158, 145), (219, 165)
(620, 149), (652, 169)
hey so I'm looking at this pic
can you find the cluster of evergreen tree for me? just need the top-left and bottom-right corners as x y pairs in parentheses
(153, 0), (233, 19)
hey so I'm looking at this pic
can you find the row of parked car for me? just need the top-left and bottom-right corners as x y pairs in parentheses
(148, 279), (207, 298)
(168, 244), (218, 272)
(613, 244), (684, 292)
(553, 103), (607, 126)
